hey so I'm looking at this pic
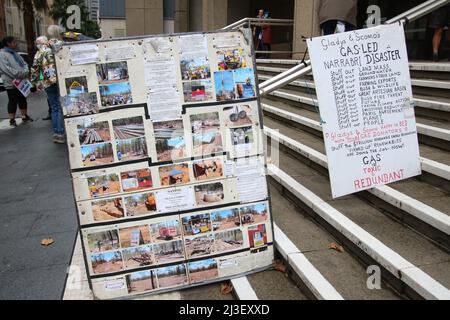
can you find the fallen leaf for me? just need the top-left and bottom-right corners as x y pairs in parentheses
(220, 282), (233, 295)
(41, 238), (55, 247)
(273, 259), (287, 273)
(329, 242), (344, 253)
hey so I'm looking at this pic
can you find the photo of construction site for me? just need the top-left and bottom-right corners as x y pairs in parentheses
(234, 68), (256, 99)
(182, 213), (212, 236)
(213, 229), (244, 253)
(159, 163), (190, 186)
(154, 120), (186, 162)
(112, 116), (145, 140)
(211, 209), (240, 232)
(194, 182), (224, 206)
(77, 120), (111, 146)
(87, 230), (120, 253)
(240, 203), (268, 226)
(217, 49), (248, 71)
(153, 240), (185, 264)
(87, 174), (121, 198)
(90, 251), (124, 275)
(180, 56), (211, 81)
(193, 158), (223, 181)
(91, 198), (125, 222)
(124, 193), (157, 217)
(65, 76), (89, 97)
(223, 105), (254, 127)
(156, 264), (188, 289)
(215, 70), (236, 101)
(185, 234), (214, 258)
(150, 219), (182, 243)
(81, 143), (114, 167)
(183, 80), (214, 103)
(119, 225), (152, 248)
(188, 258), (218, 284)
(191, 112), (223, 156)
(126, 270), (156, 294)
(120, 169), (153, 193)
(122, 245), (154, 270)
(64, 92), (99, 117)
(116, 137), (148, 162)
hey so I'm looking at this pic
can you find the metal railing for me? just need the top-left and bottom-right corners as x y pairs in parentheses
(258, 0), (450, 97)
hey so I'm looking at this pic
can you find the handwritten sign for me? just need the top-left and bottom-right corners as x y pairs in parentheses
(307, 24), (421, 198)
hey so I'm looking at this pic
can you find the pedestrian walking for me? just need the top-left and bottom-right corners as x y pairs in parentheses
(262, 11), (272, 58)
(0, 36), (34, 127)
(30, 26), (65, 144)
(429, 4), (450, 62)
(318, 0), (358, 36)
(253, 9), (266, 58)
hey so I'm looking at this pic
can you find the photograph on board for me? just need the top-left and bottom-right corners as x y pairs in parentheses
(194, 182), (224, 206)
(122, 245), (154, 270)
(182, 213), (212, 236)
(153, 240), (185, 264)
(248, 223), (268, 250)
(154, 120), (186, 162)
(212, 228), (244, 253)
(119, 224), (152, 248)
(65, 76), (89, 97)
(193, 158), (223, 181)
(91, 197), (125, 222)
(77, 120), (111, 146)
(183, 80), (214, 103)
(112, 116), (145, 140)
(81, 142), (114, 167)
(234, 69), (256, 99)
(116, 137), (148, 162)
(126, 270), (157, 294)
(90, 251), (123, 275)
(156, 264), (188, 289)
(230, 126), (254, 146)
(63, 92), (99, 117)
(217, 49), (248, 70)
(87, 173), (121, 198)
(97, 61), (129, 84)
(188, 258), (218, 284)
(211, 208), (240, 232)
(184, 234), (214, 258)
(150, 219), (182, 243)
(86, 229), (120, 253)
(214, 71), (235, 101)
(223, 105), (255, 127)
(120, 169), (153, 193)
(159, 163), (190, 186)
(180, 56), (211, 81)
(124, 192), (157, 217)
(191, 112), (223, 157)
(99, 82), (133, 107)
(240, 203), (268, 225)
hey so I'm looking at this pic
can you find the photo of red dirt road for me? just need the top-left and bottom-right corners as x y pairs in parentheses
(92, 198), (125, 222)
(240, 203), (268, 226)
(156, 264), (188, 288)
(212, 229), (243, 253)
(188, 258), (218, 283)
(153, 240), (185, 264)
(126, 270), (156, 294)
(122, 245), (154, 269)
(211, 209), (240, 232)
(91, 251), (123, 275)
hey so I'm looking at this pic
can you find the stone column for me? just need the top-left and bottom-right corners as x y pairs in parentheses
(292, 0), (321, 59)
(174, 0), (189, 33)
(126, 0), (164, 36)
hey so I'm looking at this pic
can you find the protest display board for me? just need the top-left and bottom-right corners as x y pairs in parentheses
(307, 23), (421, 198)
(55, 30), (274, 299)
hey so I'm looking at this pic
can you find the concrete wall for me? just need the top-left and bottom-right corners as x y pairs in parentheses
(100, 19), (126, 39)
(126, 0), (164, 36)
(292, 0), (321, 59)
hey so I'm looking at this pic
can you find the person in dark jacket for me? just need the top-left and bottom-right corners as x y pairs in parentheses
(318, 0), (358, 35)
(429, 4), (450, 62)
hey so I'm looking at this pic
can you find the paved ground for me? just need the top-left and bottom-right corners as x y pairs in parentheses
(0, 90), (78, 299)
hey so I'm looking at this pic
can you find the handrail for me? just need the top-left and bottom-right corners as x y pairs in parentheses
(386, 0), (449, 24)
(223, 18), (294, 30)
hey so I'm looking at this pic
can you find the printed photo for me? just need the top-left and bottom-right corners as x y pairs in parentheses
(126, 270), (157, 294)
(96, 61), (129, 84)
(112, 116), (145, 140)
(240, 203), (268, 225)
(65, 76), (88, 97)
(150, 219), (182, 243)
(194, 182), (224, 206)
(156, 264), (188, 289)
(87, 230), (120, 253)
(191, 112), (223, 157)
(154, 120), (186, 162)
(153, 240), (185, 264)
(185, 234), (214, 258)
(213, 229), (244, 253)
(122, 245), (154, 269)
(116, 137), (148, 162)
(124, 193), (157, 217)
(217, 49), (248, 70)
(81, 142), (114, 167)
(183, 80), (214, 103)
(159, 163), (190, 186)
(120, 169), (153, 192)
(223, 105), (254, 127)
(180, 56), (211, 80)
(234, 69), (256, 99)
(211, 209), (240, 232)
(91, 251), (123, 275)
(230, 126), (254, 146)
(119, 225), (152, 248)
(182, 213), (212, 236)
(214, 71), (235, 101)
(188, 259), (218, 284)
(77, 120), (111, 145)
(248, 224), (268, 249)
(87, 173), (121, 198)
(193, 159), (223, 181)
(92, 197), (125, 222)
(99, 82), (133, 107)
(64, 92), (99, 117)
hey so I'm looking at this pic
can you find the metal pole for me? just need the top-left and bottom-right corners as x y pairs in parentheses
(260, 65), (312, 96)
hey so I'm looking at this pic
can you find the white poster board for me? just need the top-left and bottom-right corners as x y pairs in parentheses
(307, 23), (421, 198)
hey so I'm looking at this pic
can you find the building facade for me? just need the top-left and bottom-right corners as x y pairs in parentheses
(0, 0), (6, 39)
(99, 0), (126, 39)
(86, 0), (100, 21)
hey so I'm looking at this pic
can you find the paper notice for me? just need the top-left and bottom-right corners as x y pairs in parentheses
(156, 186), (196, 213)
(147, 88), (182, 121)
(213, 34), (241, 48)
(235, 157), (268, 203)
(224, 161), (235, 177)
(70, 44), (99, 65)
(105, 46), (136, 61)
(144, 57), (177, 89)
(143, 37), (172, 55)
(12, 78), (32, 97)
(179, 34), (208, 54)
(104, 281), (125, 291)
